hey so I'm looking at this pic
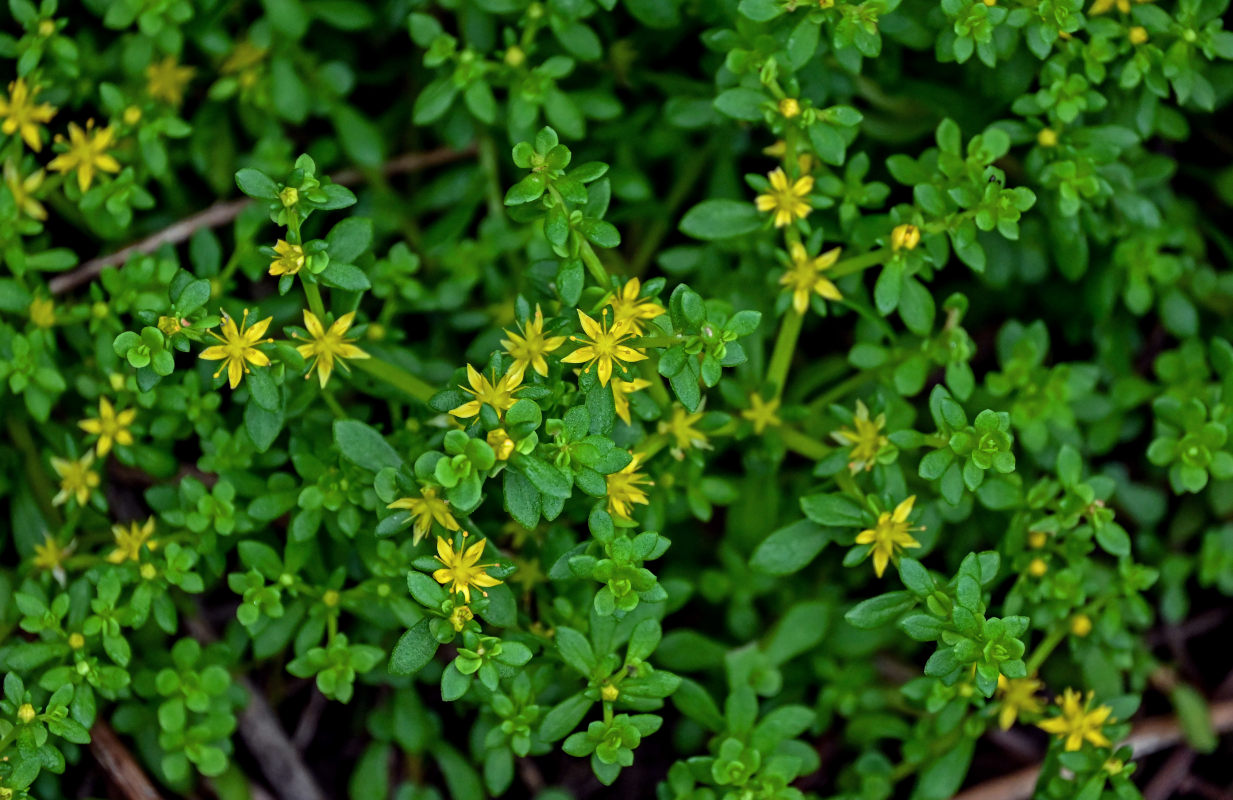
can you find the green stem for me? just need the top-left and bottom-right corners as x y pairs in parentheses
(636, 433), (669, 462)
(829, 247), (891, 279)
(640, 360), (672, 408)
(1025, 597), (1108, 676)
(808, 369), (876, 412)
(835, 469), (864, 500)
(353, 357), (437, 403)
(213, 250), (243, 298)
(889, 730), (963, 782)
(784, 124), (800, 174)
(478, 133), (506, 222)
(1025, 626), (1068, 677)
(630, 141), (714, 276)
(579, 241), (610, 287)
(7, 416), (61, 527)
(766, 307), (804, 398)
(779, 425), (829, 460)
(302, 279), (326, 320)
(321, 390), (347, 419)
(629, 335), (683, 349)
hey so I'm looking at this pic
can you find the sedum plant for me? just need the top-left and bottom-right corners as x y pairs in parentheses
(2, 0), (1233, 799)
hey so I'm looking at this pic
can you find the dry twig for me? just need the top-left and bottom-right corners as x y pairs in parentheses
(952, 699), (1233, 800)
(49, 145), (475, 295)
(89, 718), (164, 800)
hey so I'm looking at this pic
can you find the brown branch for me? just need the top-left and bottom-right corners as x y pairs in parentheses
(952, 699), (1233, 800)
(1143, 747), (1197, 800)
(89, 718), (164, 800)
(48, 145), (476, 295)
(291, 686), (328, 751)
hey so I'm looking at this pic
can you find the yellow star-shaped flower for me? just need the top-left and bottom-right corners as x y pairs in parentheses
(996, 675), (1044, 731)
(293, 310), (369, 388)
(387, 485), (460, 544)
(501, 305), (566, 382)
(79, 397), (137, 457)
(831, 399), (888, 473)
(51, 451), (100, 506)
(199, 309), (274, 389)
(146, 56), (195, 106)
(107, 517), (158, 564)
(560, 310), (647, 387)
(432, 534), (502, 603)
(780, 241), (842, 314)
(449, 364), (523, 420)
(269, 240), (305, 277)
(742, 393), (782, 434)
(755, 168), (813, 228)
(1037, 689), (1114, 751)
(855, 496), (923, 578)
(612, 377), (651, 426)
(47, 120), (121, 192)
(607, 278), (665, 336)
(606, 453), (652, 520)
(0, 78), (57, 151)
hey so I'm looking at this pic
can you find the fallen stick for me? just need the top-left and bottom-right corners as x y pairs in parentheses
(952, 699), (1233, 800)
(49, 145), (475, 295)
(88, 718), (163, 800)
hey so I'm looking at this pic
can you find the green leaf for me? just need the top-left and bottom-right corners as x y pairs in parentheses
(626, 619), (662, 663)
(431, 742), (484, 800)
(511, 453), (571, 499)
(244, 402), (283, 453)
(912, 735), (975, 799)
(845, 592), (916, 629)
(0, 279), (32, 312)
(333, 106), (384, 168)
(502, 468), (541, 529)
(672, 677), (725, 731)
(554, 627), (596, 675)
(539, 692), (594, 742)
(750, 520), (832, 575)
(389, 619), (438, 675)
(319, 262), (372, 291)
(1171, 684), (1217, 753)
(505, 173), (548, 206)
(1094, 523), (1131, 558)
(713, 88), (767, 121)
(238, 541), (283, 578)
(334, 420), (403, 472)
(679, 200), (762, 240)
(898, 558), (934, 596)
(235, 168), (278, 199)
(413, 78), (458, 125)
(327, 217), (374, 263)
(174, 279), (211, 315)
(247, 367), (281, 412)
(800, 493), (865, 527)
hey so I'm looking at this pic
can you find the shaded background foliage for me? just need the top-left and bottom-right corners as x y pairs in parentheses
(2, 0), (1233, 798)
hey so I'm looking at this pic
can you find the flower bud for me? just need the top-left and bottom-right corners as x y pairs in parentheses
(891, 223), (920, 252)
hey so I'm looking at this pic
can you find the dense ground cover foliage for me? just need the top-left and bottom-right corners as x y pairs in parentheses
(2, 0), (1233, 798)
